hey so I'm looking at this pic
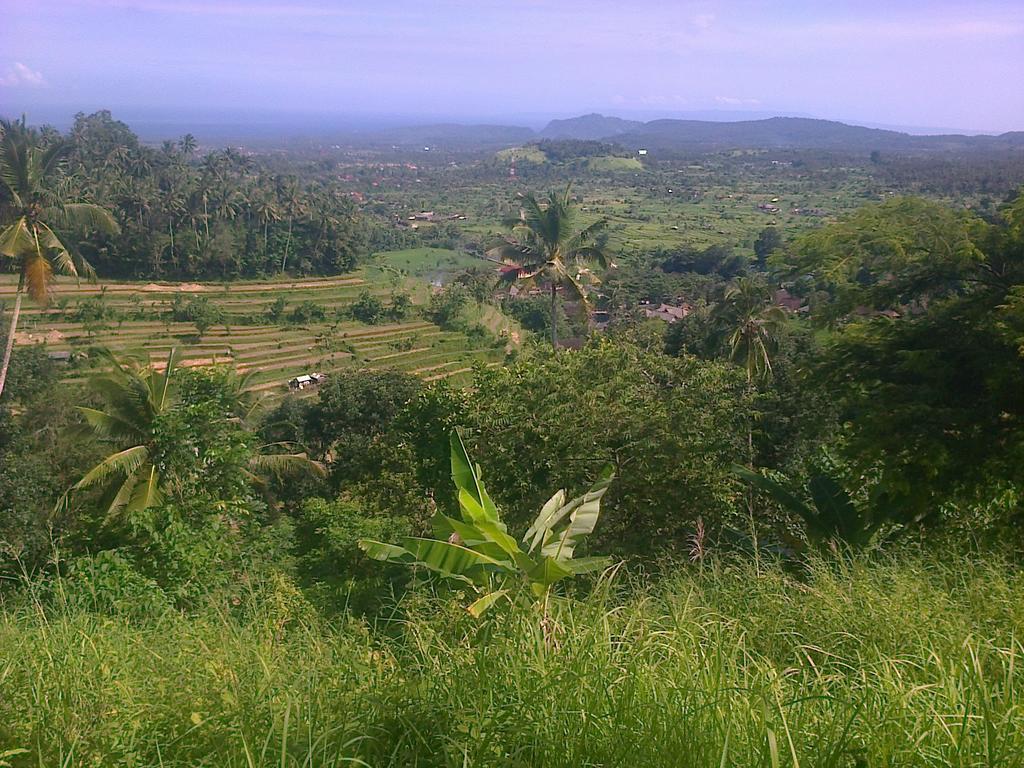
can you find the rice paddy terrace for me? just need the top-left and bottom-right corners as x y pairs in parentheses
(1, 256), (511, 398)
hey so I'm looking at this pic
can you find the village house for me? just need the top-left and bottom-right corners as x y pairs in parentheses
(643, 302), (691, 323)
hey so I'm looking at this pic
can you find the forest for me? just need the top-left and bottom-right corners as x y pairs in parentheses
(2, 111), (1024, 766)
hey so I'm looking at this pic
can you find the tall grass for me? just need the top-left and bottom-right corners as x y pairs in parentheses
(1, 554), (1022, 767)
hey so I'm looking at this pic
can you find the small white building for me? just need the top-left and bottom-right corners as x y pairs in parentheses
(288, 372), (326, 391)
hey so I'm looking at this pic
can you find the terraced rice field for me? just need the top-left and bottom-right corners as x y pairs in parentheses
(1, 271), (508, 397)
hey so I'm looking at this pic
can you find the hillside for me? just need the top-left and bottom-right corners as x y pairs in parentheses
(384, 113), (1024, 154)
(539, 113), (643, 140)
(613, 116), (1024, 153)
(2, 249), (513, 400)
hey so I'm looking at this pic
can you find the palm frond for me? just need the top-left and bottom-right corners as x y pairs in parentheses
(125, 465), (163, 513)
(249, 448), (327, 480)
(22, 249), (52, 303)
(73, 445), (150, 489)
(0, 218), (33, 259)
(77, 406), (146, 442)
(51, 203), (121, 237)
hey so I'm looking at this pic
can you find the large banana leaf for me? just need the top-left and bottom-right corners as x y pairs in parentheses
(359, 537), (512, 586)
(541, 466), (615, 561)
(430, 515), (515, 563)
(402, 537), (512, 576)
(467, 589), (511, 618)
(450, 431), (501, 524)
(527, 556), (574, 588)
(359, 539), (414, 563)
(523, 489), (566, 554)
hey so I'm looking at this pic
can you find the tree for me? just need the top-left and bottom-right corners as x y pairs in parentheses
(780, 194), (1024, 520)
(360, 431), (615, 622)
(350, 290), (385, 325)
(714, 277), (788, 553)
(753, 227), (783, 267)
(409, 339), (750, 553)
(716, 277), (788, 385)
(489, 185), (610, 349)
(64, 349), (323, 521)
(0, 117), (120, 397)
(64, 348), (181, 519)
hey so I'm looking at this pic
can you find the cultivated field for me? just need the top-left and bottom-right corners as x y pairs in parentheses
(1, 249), (512, 397)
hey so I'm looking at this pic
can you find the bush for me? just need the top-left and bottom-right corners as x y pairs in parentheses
(350, 290), (385, 324)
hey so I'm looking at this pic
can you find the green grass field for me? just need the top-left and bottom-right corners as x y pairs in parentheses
(2, 554), (1021, 766)
(1, 251), (509, 398)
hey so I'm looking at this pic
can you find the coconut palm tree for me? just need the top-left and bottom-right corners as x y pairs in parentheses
(65, 348), (179, 517)
(717, 277), (788, 385)
(64, 349), (323, 519)
(715, 276), (788, 559)
(488, 185), (610, 349)
(0, 117), (120, 398)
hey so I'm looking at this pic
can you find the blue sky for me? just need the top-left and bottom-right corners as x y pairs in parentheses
(3, 0), (1023, 133)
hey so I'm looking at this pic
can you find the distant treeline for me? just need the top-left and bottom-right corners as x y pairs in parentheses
(53, 111), (368, 279)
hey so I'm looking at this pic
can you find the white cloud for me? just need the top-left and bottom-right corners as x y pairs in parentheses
(0, 62), (46, 88)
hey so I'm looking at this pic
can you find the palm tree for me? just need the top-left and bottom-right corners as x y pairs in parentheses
(276, 178), (306, 273)
(715, 276), (787, 559)
(65, 348), (178, 517)
(488, 185), (610, 349)
(252, 191), (281, 258)
(717, 277), (788, 385)
(65, 349), (323, 519)
(0, 117), (120, 398)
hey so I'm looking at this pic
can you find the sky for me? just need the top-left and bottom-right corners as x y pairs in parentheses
(2, 0), (1023, 134)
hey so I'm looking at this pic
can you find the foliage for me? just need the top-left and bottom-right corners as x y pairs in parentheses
(349, 289), (385, 324)
(0, 116), (119, 397)
(489, 184), (610, 347)
(782, 192), (1024, 519)
(425, 283), (469, 329)
(63, 111), (367, 279)
(753, 226), (783, 265)
(171, 294), (224, 336)
(442, 339), (750, 553)
(360, 431), (614, 617)
(4, 555), (1024, 766)
(717, 276), (789, 384)
(734, 461), (888, 550)
(662, 244), (748, 278)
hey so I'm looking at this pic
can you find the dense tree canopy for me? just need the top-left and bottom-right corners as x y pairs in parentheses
(60, 111), (368, 279)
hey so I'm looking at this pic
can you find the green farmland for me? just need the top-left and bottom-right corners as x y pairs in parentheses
(1, 250), (511, 398)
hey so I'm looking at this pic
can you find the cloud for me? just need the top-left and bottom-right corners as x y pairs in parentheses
(0, 62), (46, 88)
(715, 96), (761, 107)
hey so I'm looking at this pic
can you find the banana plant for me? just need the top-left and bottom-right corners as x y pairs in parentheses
(359, 431), (614, 617)
(733, 464), (886, 549)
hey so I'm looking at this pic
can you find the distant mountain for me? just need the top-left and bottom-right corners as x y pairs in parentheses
(608, 116), (1024, 153)
(539, 113), (643, 141)
(351, 113), (1024, 153)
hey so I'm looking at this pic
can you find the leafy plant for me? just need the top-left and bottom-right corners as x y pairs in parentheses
(359, 430), (614, 617)
(733, 463), (887, 549)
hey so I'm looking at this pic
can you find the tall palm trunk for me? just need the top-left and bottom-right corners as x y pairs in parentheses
(0, 275), (25, 399)
(745, 368), (759, 572)
(282, 216), (294, 273)
(550, 283), (558, 350)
